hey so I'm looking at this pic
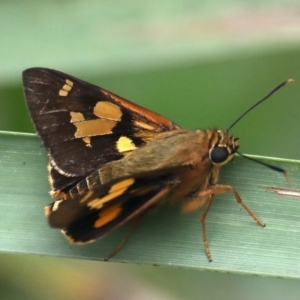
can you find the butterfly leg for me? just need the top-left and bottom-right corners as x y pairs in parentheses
(200, 184), (266, 261)
(184, 184), (266, 261)
(199, 193), (214, 262)
(104, 184), (173, 261)
(209, 184), (265, 227)
(181, 189), (215, 261)
(104, 214), (144, 261)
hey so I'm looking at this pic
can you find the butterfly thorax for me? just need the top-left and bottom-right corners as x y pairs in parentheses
(96, 129), (239, 199)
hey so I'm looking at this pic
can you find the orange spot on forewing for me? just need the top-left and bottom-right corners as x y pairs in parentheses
(70, 112), (85, 122)
(73, 119), (117, 137)
(93, 101), (122, 121)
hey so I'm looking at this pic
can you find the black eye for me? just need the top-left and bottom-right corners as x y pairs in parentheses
(210, 147), (229, 164)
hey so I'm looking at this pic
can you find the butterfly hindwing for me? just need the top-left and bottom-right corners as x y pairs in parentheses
(22, 68), (179, 193)
(46, 166), (188, 243)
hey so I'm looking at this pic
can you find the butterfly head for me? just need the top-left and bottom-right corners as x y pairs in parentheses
(209, 130), (239, 166)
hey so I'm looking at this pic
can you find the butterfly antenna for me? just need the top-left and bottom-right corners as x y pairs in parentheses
(237, 151), (290, 184)
(227, 79), (294, 132)
(228, 79), (294, 184)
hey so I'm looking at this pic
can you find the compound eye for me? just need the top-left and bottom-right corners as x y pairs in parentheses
(210, 147), (229, 164)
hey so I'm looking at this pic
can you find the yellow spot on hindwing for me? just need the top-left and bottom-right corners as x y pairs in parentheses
(94, 204), (122, 228)
(86, 178), (135, 209)
(110, 178), (135, 193)
(59, 79), (74, 96)
(116, 136), (137, 153)
(93, 101), (122, 121)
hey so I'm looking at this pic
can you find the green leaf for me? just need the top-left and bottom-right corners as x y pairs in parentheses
(1, 130), (300, 278)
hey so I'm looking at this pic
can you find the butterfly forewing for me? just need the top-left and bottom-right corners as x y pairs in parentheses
(23, 68), (179, 193)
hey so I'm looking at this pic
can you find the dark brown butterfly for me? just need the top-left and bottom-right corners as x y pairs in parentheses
(23, 68), (292, 261)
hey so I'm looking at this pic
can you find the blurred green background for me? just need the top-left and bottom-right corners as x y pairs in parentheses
(1, 1), (300, 299)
